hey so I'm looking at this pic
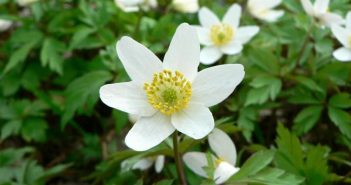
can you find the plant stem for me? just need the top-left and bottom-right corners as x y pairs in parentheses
(173, 131), (187, 185)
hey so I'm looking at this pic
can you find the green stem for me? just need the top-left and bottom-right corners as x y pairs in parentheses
(173, 131), (187, 185)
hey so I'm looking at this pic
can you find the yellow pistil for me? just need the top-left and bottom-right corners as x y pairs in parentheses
(215, 157), (224, 166)
(144, 70), (192, 115)
(348, 35), (351, 47)
(210, 23), (234, 46)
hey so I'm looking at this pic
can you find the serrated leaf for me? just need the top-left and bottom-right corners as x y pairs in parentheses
(304, 146), (328, 185)
(248, 48), (280, 74)
(328, 107), (351, 139)
(61, 71), (112, 128)
(293, 105), (323, 135)
(40, 38), (65, 75)
(21, 118), (48, 142)
(294, 76), (324, 93)
(329, 93), (351, 109)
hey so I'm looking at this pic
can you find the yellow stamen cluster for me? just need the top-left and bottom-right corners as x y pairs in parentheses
(210, 23), (234, 46)
(348, 35), (351, 47)
(144, 70), (192, 115)
(215, 157), (224, 166)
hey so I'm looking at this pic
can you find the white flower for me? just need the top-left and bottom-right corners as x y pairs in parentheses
(300, 0), (343, 27)
(17, 0), (38, 6)
(247, 0), (284, 22)
(183, 129), (240, 184)
(195, 4), (260, 65)
(114, 0), (157, 12)
(331, 12), (351, 62)
(99, 23), (245, 151)
(172, 0), (199, 13)
(0, 19), (12, 32)
(128, 114), (140, 123)
(121, 155), (165, 173)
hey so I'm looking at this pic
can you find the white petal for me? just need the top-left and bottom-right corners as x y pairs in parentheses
(191, 64), (245, 107)
(333, 47), (351, 62)
(198, 7), (220, 28)
(248, 0), (282, 10)
(314, 0), (329, 13)
(220, 42), (243, 55)
(208, 129), (237, 165)
(235, 26), (260, 44)
(200, 46), (223, 65)
(116, 36), (163, 86)
(171, 103), (214, 139)
(214, 161), (239, 184)
(99, 82), (156, 116)
(331, 25), (350, 48)
(155, 155), (165, 173)
(132, 158), (153, 170)
(0, 19), (12, 32)
(125, 112), (175, 151)
(223, 4), (242, 29)
(259, 10), (285, 22)
(163, 23), (200, 82)
(195, 26), (212, 46)
(183, 152), (208, 178)
(172, 0), (199, 13)
(300, 0), (314, 15)
(319, 13), (344, 27)
(346, 12), (351, 30)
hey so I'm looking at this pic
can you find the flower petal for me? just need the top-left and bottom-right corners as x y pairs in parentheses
(319, 13), (343, 27)
(208, 129), (237, 165)
(331, 25), (350, 48)
(346, 12), (351, 30)
(191, 64), (245, 107)
(132, 158), (153, 170)
(214, 161), (240, 184)
(99, 82), (156, 116)
(235, 26), (260, 44)
(198, 7), (220, 28)
(194, 26), (212, 46)
(183, 152), (208, 178)
(333, 47), (351, 62)
(155, 155), (165, 173)
(220, 42), (243, 55)
(163, 23), (200, 82)
(116, 36), (163, 85)
(200, 46), (223, 65)
(314, 0), (329, 14)
(260, 10), (285, 22)
(125, 112), (175, 151)
(223, 4), (242, 28)
(171, 103), (214, 139)
(301, 0), (314, 15)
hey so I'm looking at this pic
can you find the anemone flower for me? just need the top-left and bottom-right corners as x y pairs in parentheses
(183, 129), (240, 184)
(300, 0), (343, 27)
(0, 19), (12, 32)
(172, 0), (199, 13)
(195, 4), (259, 65)
(114, 0), (157, 12)
(99, 23), (245, 151)
(247, 0), (284, 22)
(331, 12), (351, 62)
(121, 155), (165, 173)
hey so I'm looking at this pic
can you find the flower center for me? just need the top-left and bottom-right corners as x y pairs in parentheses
(348, 35), (351, 48)
(144, 70), (192, 115)
(210, 23), (234, 46)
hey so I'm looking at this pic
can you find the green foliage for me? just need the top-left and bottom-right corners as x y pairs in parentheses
(0, 0), (350, 184)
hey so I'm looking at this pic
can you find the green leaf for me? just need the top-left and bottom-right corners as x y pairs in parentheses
(238, 107), (257, 142)
(1, 120), (22, 140)
(61, 71), (112, 128)
(328, 107), (351, 139)
(244, 167), (305, 185)
(247, 47), (280, 75)
(304, 146), (328, 185)
(293, 105), (323, 135)
(275, 124), (304, 174)
(245, 77), (282, 106)
(230, 150), (275, 180)
(329, 93), (351, 109)
(3, 42), (36, 74)
(154, 179), (174, 185)
(21, 118), (48, 142)
(40, 38), (65, 75)
(294, 76), (324, 93)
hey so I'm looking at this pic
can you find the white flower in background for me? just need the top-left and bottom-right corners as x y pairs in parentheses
(195, 4), (259, 65)
(99, 23), (245, 151)
(183, 129), (240, 184)
(121, 155), (165, 173)
(0, 19), (12, 32)
(331, 12), (351, 62)
(172, 0), (199, 13)
(247, 0), (284, 22)
(17, 0), (38, 6)
(300, 0), (343, 27)
(114, 0), (157, 12)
